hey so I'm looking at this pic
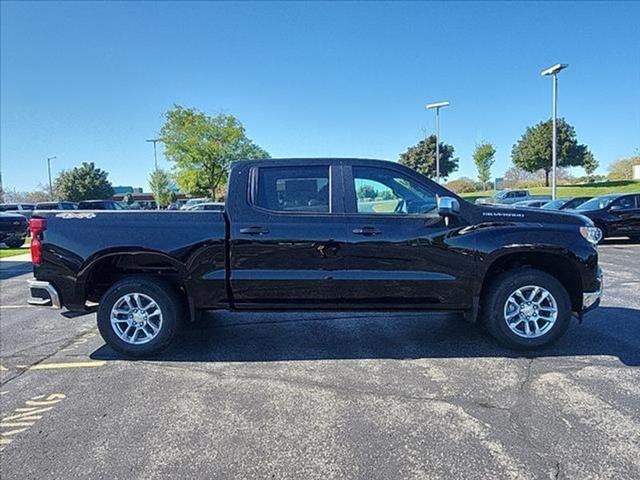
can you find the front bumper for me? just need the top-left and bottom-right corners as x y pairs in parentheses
(27, 280), (61, 309)
(582, 267), (603, 314)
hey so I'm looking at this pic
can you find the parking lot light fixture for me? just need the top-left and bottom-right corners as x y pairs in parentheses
(426, 101), (450, 184)
(540, 63), (568, 200)
(146, 139), (161, 210)
(47, 156), (57, 200)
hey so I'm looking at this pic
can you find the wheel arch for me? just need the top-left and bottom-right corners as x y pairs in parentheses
(78, 249), (189, 303)
(479, 250), (584, 314)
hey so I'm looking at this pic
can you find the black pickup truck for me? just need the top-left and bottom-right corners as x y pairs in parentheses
(27, 158), (603, 356)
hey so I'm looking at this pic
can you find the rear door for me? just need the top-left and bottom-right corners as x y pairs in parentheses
(338, 162), (476, 309)
(228, 161), (348, 308)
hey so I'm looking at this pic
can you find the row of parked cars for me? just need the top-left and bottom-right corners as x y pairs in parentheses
(476, 190), (640, 241)
(0, 199), (226, 248)
(0, 201), (135, 248)
(2, 190), (639, 248)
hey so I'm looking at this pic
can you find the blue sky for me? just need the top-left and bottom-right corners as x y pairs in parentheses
(2, 1), (639, 192)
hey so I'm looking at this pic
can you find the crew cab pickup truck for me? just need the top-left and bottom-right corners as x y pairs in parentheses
(475, 189), (551, 206)
(27, 158), (603, 356)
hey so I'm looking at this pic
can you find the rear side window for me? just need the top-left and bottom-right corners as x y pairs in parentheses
(79, 202), (104, 210)
(255, 166), (330, 213)
(0, 205), (18, 211)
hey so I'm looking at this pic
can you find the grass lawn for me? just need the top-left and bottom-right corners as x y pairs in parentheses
(0, 247), (29, 258)
(459, 180), (640, 204)
(0, 237), (30, 258)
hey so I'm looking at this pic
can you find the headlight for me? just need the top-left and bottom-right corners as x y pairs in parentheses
(580, 226), (602, 245)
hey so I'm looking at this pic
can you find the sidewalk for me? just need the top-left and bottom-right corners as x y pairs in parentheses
(0, 252), (31, 262)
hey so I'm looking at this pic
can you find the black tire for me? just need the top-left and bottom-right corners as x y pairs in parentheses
(5, 238), (25, 248)
(482, 268), (572, 350)
(97, 276), (183, 357)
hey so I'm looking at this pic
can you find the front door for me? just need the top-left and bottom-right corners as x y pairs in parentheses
(228, 161), (348, 308)
(608, 195), (640, 237)
(338, 163), (476, 309)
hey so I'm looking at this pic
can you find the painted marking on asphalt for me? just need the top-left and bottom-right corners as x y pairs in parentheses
(17, 361), (106, 370)
(0, 393), (66, 451)
(0, 364), (7, 371)
(0, 305), (31, 309)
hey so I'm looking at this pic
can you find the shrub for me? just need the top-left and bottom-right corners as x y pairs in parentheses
(608, 156), (640, 180)
(445, 177), (480, 193)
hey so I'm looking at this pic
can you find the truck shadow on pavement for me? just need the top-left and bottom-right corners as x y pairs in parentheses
(0, 260), (32, 280)
(91, 306), (640, 366)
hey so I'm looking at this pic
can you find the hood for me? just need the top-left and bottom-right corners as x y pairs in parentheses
(474, 205), (593, 227)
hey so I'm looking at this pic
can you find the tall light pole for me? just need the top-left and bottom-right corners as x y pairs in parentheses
(146, 138), (160, 171)
(47, 156), (57, 200)
(426, 101), (450, 184)
(146, 139), (161, 210)
(541, 63), (568, 200)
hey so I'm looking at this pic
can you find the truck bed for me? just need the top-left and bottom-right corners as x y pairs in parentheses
(32, 210), (227, 310)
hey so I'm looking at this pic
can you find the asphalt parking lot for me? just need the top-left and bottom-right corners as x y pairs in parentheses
(1, 241), (639, 480)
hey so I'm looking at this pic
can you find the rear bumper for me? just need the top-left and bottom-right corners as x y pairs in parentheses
(27, 280), (61, 309)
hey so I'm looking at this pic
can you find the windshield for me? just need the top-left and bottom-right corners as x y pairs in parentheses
(185, 199), (207, 207)
(495, 191), (509, 199)
(541, 199), (566, 210)
(576, 196), (617, 211)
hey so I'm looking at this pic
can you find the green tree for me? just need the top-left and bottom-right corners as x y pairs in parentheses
(511, 119), (590, 186)
(399, 135), (458, 180)
(149, 169), (173, 208)
(169, 191), (178, 204)
(159, 105), (270, 199)
(582, 151), (599, 181)
(357, 184), (378, 200)
(54, 162), (114, 202)
(473, 142), (496, 189)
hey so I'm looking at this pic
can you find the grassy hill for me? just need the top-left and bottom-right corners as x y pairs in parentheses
(459, 180), (640, 204)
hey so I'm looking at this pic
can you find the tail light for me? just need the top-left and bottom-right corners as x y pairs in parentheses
(29, 218), (47, 265)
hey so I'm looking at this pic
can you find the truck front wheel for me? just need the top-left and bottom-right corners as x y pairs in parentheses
(482, 268), (572, 349)
(97, 276), (182, 357)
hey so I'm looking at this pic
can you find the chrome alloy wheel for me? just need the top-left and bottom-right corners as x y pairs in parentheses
(110, 293), (163, 345)
(503, 285), (558, 339)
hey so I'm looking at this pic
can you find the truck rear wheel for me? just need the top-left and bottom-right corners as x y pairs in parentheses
(482, 268), (571, 349)
(97, 276), (182, 357)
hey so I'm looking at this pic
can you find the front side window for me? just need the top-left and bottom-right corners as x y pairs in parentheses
(612, 196), (636, 210)
(352, 166), (437, 216)
(255, 166), (330, 213)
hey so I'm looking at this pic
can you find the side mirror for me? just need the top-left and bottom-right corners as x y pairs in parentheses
(437, 196), (460, 217)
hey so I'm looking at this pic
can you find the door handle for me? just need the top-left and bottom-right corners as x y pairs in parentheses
(352, 226), (382, 235)
(239, 226), (270, 235)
